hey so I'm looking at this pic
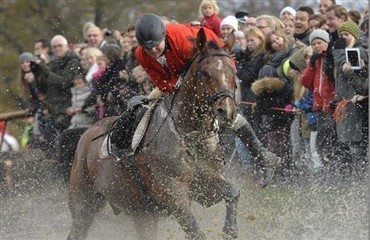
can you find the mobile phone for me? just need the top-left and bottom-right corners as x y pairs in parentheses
(345, 48), (361, 70)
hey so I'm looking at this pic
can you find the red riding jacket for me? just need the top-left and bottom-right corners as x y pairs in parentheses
(135, 23), (224, 93)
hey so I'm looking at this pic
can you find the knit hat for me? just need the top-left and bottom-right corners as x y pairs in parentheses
(309, 29), (330, 44)
(19, 52), (34, 63)
(280, 6), (296, 18)
(338, 21), (360, 40)
(220, 15), (239, 31)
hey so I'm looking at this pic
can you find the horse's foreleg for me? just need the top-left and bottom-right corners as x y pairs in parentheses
(173, 206), (206, 240)
(220, 179), (240, 239)
(163, 182), (206, 240)
(133, 213), (159, 240)
(68, 188), (106, 240)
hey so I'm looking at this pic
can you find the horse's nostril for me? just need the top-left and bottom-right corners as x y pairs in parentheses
(217, 108), (225, 115)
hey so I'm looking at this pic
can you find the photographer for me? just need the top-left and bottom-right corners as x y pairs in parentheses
(332, 21), (369, 176)
(30, 35), (83, 156)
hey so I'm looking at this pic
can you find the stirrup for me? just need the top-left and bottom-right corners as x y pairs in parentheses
(110, 143), (134, 161)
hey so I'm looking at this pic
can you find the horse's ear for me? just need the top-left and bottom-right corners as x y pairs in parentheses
(196, 28), (207, 52)
(223, 30), (236, 53)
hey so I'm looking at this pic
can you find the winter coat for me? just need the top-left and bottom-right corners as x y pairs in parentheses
(201, 14), (222, 37)
(83, 59), (126, 117)
(293, 29), (311, 46)
(68, 85), (95, 129)
(301, 53), (335, 113)
(333, 42), (369, 143)
(34, 51), (82, 116)
(251, 77), (294, 130)
(135, 23), (224, 93)
(236, 51), (265, 102)
(266, 40), (305, 69)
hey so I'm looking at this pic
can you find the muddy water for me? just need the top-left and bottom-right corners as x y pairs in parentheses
(0, 150), (368, 240)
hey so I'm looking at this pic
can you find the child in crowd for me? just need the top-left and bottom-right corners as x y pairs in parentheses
(66, 75), (95, 129)
(199, 0), (222, 37)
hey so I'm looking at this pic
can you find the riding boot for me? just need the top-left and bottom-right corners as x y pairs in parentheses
(233, 114), (281, 185)
(109, 110), (136, 161)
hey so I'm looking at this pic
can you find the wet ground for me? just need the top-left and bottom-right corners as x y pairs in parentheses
(0, 149), (368, 240)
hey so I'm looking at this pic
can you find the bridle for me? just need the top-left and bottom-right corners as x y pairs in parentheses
(194, 51), (236, 106)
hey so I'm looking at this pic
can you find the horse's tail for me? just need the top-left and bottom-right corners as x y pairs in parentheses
(57, 127), (88, 182)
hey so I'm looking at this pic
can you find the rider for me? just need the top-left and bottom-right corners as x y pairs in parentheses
(109, 13), (280, 176)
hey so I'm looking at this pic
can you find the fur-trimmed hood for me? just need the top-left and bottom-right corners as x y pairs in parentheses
(251, 77), (285, 96)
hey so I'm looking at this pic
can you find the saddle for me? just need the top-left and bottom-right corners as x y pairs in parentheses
(99, 97), (160, 159)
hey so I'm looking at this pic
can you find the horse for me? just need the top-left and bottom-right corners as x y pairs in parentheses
(67, 28), (239, 240)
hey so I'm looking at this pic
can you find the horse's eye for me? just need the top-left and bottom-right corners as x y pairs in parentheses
(200, 70), (210, 79)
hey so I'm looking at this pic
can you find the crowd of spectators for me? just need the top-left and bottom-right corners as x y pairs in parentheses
(16, 0), (368, 182)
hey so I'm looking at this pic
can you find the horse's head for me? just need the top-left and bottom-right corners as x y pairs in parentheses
(188, 28), (238, 128)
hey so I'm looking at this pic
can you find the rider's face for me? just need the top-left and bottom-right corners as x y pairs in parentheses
(144, 40), (165, 58)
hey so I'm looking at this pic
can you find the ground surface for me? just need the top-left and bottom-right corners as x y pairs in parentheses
(0, 149), (368, 240)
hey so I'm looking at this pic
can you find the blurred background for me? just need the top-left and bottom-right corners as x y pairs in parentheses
(0, 0), (368, 138)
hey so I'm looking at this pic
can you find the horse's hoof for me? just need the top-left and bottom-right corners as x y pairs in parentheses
(222, 226), (238, 239)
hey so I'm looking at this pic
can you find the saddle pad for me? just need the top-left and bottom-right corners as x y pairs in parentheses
(131, 99), (159, 152)
(99, 135), (111, 159)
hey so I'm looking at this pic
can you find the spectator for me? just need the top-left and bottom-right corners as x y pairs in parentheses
(318, 0), (336, 14)
(282, 15), (295, 37)
(245, 16), (257, 30)
(30, 34), (83, 156)
(348, 10), (361, 25)
(199, 0), (222, 37)
(251, 74), (294, 176)
(288, 46), (322, 173)
(72, 42), (88, 57)
(280, 6), (296, 21)
(220, 15), (239, 40)
(256, 15), (274, 35)
(308, 14), (328, 31)
(34, 38), (54, 64)
(66, 75), (95, 129)
(325, 4), (348, 43)
(301, 29), (337, 170)
(18, 52), (48, 149)
(80, 47), (103, 86)
(332, 21), (368, 176)
(235, 11), (249, 32)
(86, 25), (107, 49)
(294, 6), (315, 45)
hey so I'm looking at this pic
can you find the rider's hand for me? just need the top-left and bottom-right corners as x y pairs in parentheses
(148, 87), (166, 100)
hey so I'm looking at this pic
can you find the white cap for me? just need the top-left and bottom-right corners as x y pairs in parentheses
(280, 6), (296, 18)
(220, 15), (239, 31)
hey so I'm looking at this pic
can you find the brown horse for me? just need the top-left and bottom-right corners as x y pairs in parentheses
(68, 28), (239, 240)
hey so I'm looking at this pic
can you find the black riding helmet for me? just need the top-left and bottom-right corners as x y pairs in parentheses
(136, 13), (166, 49)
